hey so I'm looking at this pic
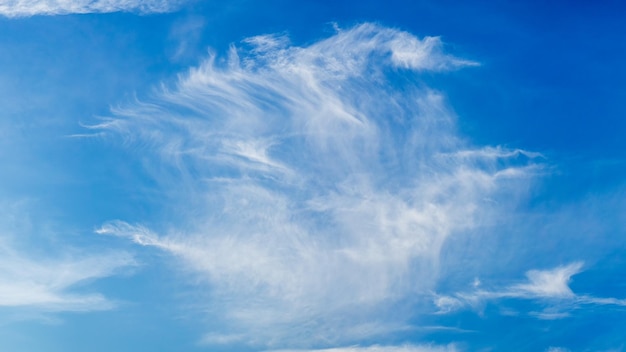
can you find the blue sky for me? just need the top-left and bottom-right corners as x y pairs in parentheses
(1, 1), (625, 351)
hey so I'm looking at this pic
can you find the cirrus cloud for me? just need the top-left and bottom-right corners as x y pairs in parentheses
(95, 23), (541, 348)
(0, 0), (185, 17)
(0, 200), (136, 313)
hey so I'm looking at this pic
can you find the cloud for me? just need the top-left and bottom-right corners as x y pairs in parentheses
(269, 344), (459, 352)
(0, 0), (184, 18)
(545, 348), (570, 352)
(434, 262), (626, 317)
(513, 262), (582, 298)
(0, 202), (136, 312)
(0, 247), (135, 311)
(95, 23), (540, 348)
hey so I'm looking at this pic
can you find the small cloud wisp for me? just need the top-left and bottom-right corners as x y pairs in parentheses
(0, 0), (184, 17)
(434, 262), (626, 317)
(0, 239), (135, 312)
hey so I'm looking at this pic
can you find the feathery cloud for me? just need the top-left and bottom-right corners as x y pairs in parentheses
(95, 23), (540, 348)
(269, 344), (459, 352)
(434, 262), (626, 317)
(0, 0), (184, 17)
(0, 247), (134, 311)
(0, 201), (136, 312)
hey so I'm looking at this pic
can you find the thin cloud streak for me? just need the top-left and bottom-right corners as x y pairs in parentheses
(0, 0), (184, 17)
(434, 262), (626, 317)
(96, 23), (540, 347)
(0, 249), (135, 311)
(0, 201), (136, 313)
(269, 344), (459, 352)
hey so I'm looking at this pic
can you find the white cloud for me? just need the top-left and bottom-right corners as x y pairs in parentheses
(0, 0), (184, 17)
(269, 344), (459, 352)
(0, 201), (136, 312)
(95, 23), (539, 347)
(0, 248), (135, 311)
(545, 348), (570, 352)
(530, 311), (571, 320)
(513, 262), (582, 298)
(435, 262), (626, 317)
(579, 296), (626, 306)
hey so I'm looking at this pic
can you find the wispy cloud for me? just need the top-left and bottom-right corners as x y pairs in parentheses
(0, 0), (184, 18)
(513, 262), (582, 298)
(0, 247), (134, 311)
(545, 348), (571, 352)
(268, 344), (459, 352)
(95, 23), (540, 348)
(0, 201), (135, 312)
(434, 262), (626, 317)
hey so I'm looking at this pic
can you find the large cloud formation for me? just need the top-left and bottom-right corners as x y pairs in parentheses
(96, 23), (540, 348)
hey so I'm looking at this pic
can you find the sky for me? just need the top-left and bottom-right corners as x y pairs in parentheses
(1, 1), (625, 351)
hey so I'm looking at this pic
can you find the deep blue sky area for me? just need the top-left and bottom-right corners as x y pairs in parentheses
(1, 1), (625, 352)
